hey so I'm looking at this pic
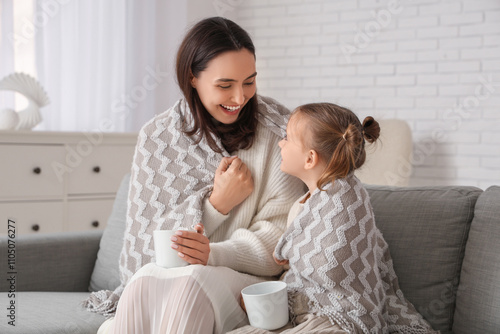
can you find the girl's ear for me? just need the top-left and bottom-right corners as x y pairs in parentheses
(304, 149), (320, 170)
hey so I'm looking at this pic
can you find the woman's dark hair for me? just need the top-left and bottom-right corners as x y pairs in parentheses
(294, 103), (380, 189)
(176, 17), (258, 154)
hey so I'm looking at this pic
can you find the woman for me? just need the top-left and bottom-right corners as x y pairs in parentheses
(86, 17), (305, 334)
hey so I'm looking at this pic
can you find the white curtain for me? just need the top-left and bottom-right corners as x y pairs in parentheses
(0, 0), (15, 109)
(1, 0), (186, 132)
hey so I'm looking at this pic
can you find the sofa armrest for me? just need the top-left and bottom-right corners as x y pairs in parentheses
(0, 230), (102, 292)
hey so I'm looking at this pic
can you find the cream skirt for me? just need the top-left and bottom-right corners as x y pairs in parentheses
(98, 263), (265, 334)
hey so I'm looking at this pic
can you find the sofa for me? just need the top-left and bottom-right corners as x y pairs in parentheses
(1, 173), (499, 334)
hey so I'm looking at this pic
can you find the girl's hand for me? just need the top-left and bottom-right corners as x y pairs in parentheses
(273, 253), (289, 266)
(171, 223), (210, 265)
(209, 156), (254, 215)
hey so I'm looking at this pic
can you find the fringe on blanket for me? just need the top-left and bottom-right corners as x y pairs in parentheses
(82, 285), (124, 318)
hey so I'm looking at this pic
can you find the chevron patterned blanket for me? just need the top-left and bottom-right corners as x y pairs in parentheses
(84, 95), (291, 316)
(274, 175), (439, 333)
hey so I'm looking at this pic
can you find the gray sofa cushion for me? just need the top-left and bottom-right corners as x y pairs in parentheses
(453, 186), (500, 334)
(0, 292), (105, 334)
(89, 174), (130, 292)
(0, 231), (101, 292)
(365, 185), (482, 334)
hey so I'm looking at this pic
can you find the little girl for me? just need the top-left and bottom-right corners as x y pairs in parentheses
(233, 103), (439, 333)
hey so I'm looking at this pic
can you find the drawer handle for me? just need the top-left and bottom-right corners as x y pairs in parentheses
(32, 224), (40, 232)
(93, 166), (101, 173)
(33, 167), (42, 174)
(92, 221), (100, 228)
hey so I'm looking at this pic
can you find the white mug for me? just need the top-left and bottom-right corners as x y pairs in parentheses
(241, 281), (289, 330)
(153, 230), (189, 269)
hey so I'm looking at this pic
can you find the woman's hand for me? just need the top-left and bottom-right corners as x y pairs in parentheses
(209, 156), (254, 215)
(273, 253), (289, 266)
(171, 223), (210, 265)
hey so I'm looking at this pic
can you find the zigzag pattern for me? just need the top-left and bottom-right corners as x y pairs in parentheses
(256, 95), (288, 138)
(122, 101), (222, 284)
(274, 175), (438, 334)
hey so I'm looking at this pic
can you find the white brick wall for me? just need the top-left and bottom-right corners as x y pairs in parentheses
(233, 0), (500, 189)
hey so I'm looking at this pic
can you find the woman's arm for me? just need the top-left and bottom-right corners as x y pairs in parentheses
(167, 155), (256, 265)
(205, 128), (305, 277)
(208, 172), (303, 276)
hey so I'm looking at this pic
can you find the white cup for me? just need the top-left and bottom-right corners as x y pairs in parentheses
(241, 281), (289, 330)
(153, 230), (189, 269)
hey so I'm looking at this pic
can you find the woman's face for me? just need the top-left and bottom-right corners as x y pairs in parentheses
(191, 48), (257, 124)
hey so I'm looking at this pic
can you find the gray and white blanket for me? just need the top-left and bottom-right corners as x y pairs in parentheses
(84, 95), (291, 316)
(274, 174), (439, 333)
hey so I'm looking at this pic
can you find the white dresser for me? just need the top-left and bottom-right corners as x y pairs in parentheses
(0, 130), (137, 235)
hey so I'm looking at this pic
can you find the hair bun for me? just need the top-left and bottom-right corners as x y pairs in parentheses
(343, 123), (362, 146)
(362, 116), (380, 143)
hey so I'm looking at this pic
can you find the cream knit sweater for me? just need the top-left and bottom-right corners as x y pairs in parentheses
(202, 112), (306, 275)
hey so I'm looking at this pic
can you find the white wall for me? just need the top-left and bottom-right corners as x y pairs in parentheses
(231, 0), (500, 189)
(187, 0), (239, 25)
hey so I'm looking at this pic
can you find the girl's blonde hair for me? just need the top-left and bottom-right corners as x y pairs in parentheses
(293, 102), (380, 190)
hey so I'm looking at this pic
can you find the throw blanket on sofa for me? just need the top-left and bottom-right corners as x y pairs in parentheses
(274, 175), (439, 333)
(84, 95), (291, 316)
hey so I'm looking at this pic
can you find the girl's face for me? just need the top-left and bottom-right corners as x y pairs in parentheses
(191, 49), (257, 124)
(278, 114), (310, 180)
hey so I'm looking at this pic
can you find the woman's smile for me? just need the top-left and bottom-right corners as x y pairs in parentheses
(220, 104), (241, 115)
